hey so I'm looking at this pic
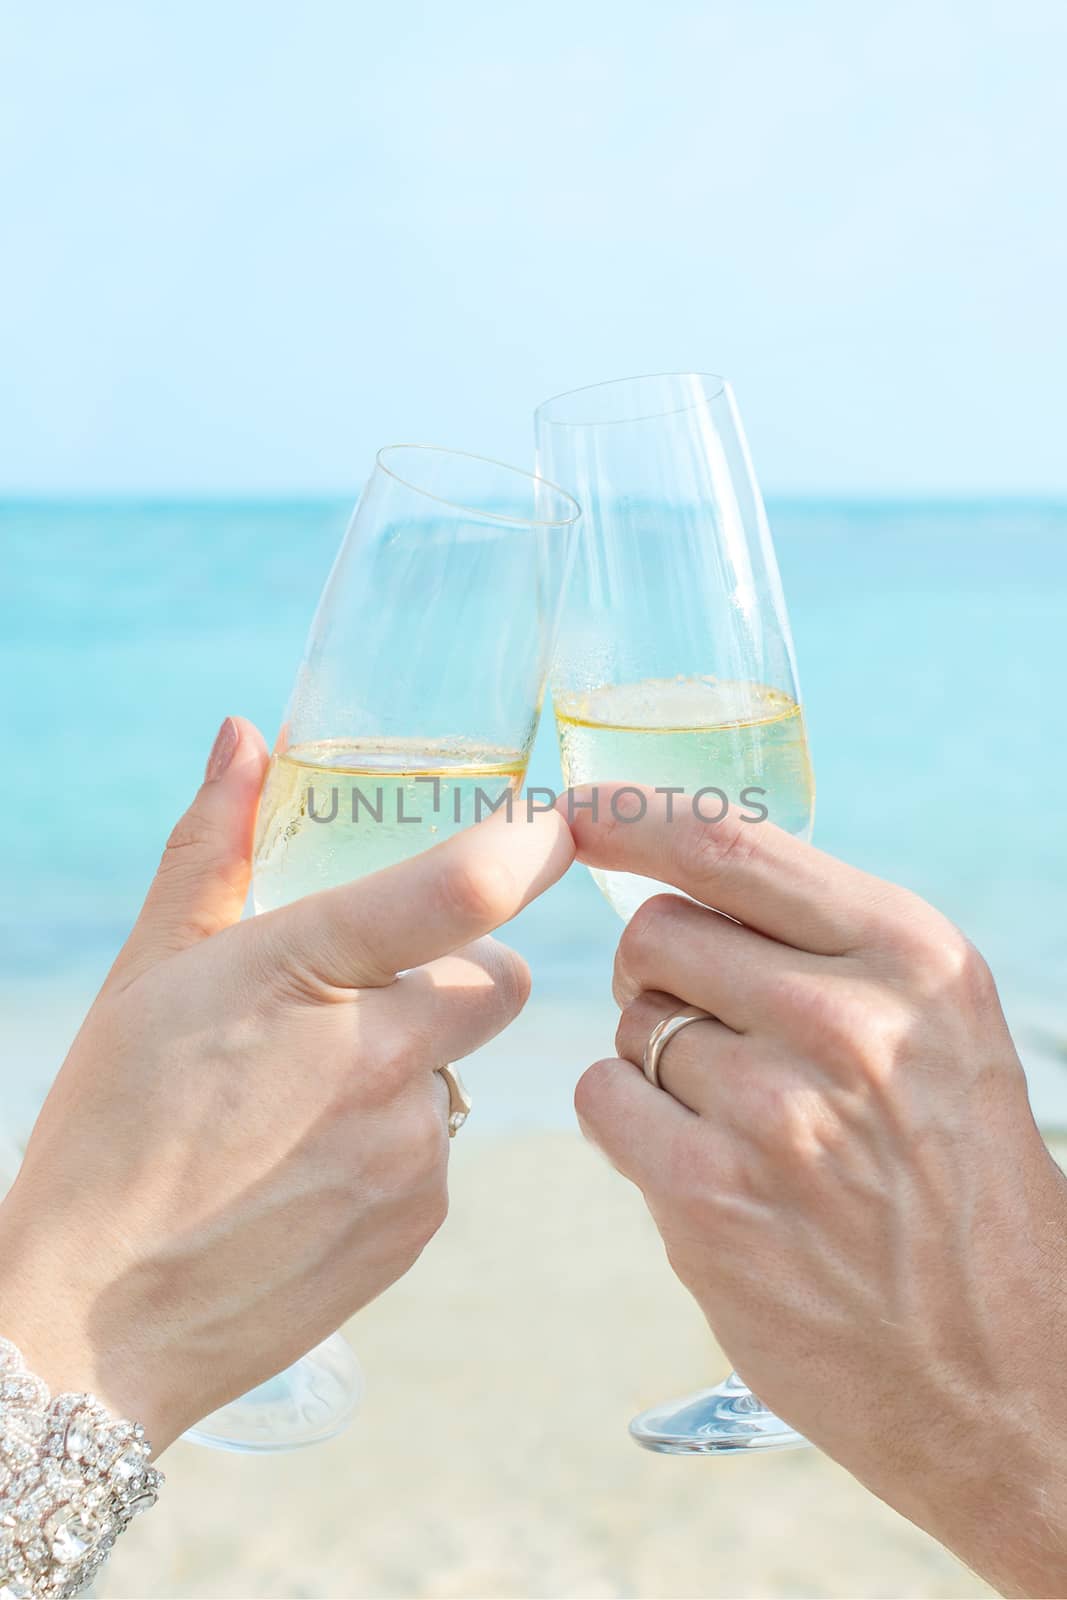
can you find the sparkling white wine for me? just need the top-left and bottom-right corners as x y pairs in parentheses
(555, 677), (814, 919)
(252, 738), (527, 912)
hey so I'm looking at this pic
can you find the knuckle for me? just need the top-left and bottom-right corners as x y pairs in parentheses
(610, 954), (631, 1009)
(150, 907), (228, 949)
(574, 1057), (622, 1129)
(491, 942), (532, 1019)
(405, 1104), (449, 1173)
(676, 811), (756, 887)
(852, 1004), (911, 1086)
(745, 1079), (823, 1163)
(420, 1178), (450, 1238)
(154, 804), (246, 906)
(927, 928), (993, 998)
(956, 940), (999, 1009)
(614, 993), (659, 1063)
(819, 987), (911, 1089)
(771, 972), (883, 1077)
(884, 902), (998, 1002)
(630, 891), (682, 941)
(394, 1147), (450, 1252)
(919, 922), (972, 983)
(160, 805), (217, 863)
(619, 894), (684, 968)
(877, 892), (957, 966)
(374, 1027), (419, 1080)
(391, 1204), (442, 1273)
(351, 1024), (418, 1106)
(714, 812), (760, 871)
(402, 1191), (449, 1262)
(438, 857), (516, 928)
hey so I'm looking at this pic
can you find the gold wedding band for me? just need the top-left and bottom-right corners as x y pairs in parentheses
(642, 1007), (715, 1089)
(436, 1065), (472, 1137)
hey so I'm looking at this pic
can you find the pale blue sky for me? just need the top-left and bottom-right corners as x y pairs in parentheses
(2, 0), (1065, 496)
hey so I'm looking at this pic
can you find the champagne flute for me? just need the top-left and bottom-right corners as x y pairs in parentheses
(535, 373), (814, 1453)
(186, 445), (580, 1452)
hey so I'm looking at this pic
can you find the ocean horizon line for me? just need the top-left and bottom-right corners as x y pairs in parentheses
(3, 491), (1067, 512)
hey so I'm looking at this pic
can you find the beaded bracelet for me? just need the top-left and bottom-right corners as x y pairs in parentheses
(0, 1336), (163, 1598)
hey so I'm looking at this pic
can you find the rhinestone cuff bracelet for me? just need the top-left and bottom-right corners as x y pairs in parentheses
(0, 1336), (163, 1598)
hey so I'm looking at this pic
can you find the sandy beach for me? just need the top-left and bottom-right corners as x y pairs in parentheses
(99, 1129), (994, 1600)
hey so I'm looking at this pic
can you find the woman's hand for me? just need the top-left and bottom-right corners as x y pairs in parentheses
(0, 719), (573, 1452)
(564, 784), (1067, 1600)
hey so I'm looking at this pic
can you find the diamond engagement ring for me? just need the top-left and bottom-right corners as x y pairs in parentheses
(436, 1065), (471, 1137)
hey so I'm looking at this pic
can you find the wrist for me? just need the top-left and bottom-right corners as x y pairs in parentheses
(0, 1191), (180, 1454)
(0, 1334), (164, 1598)
(901, 1420), (1067, 1598)
(862, 1149), (1067, 1597)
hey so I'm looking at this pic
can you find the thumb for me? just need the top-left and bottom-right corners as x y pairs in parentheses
(110, 717), (269, 985)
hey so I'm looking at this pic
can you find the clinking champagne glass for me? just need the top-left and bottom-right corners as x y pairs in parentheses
(185, 445), (580, 1453)
(535, 374), (815, 1454)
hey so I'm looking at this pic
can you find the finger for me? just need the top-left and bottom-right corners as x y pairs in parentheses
(574, 1055), (699, 1192)
(613, 892), (827, 1031)
(112, 717), (269, 984)
(381, 937), (531, 1064)
(615, 990), (747, 1116)
(260, 804), (574, 989)
(558, 784), (897, 955)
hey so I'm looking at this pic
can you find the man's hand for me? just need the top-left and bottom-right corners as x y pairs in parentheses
(564, 783), (1067, 1600)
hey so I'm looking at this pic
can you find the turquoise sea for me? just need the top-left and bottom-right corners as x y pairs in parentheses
(2, 500), (1066, 1141)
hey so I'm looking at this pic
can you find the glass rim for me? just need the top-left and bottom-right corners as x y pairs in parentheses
(535, 371), (730, 429)
(374, 443), (581, 529)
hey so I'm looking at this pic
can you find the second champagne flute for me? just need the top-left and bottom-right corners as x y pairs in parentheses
(186, 444), (580, 1453)
(536, 373), (814, 1454)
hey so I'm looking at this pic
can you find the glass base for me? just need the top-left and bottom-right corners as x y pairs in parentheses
(183, 1335), (363, 1453)
(630, 1371), (808, 1454)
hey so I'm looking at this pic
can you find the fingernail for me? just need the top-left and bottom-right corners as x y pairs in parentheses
(205, 717), (239, 782)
